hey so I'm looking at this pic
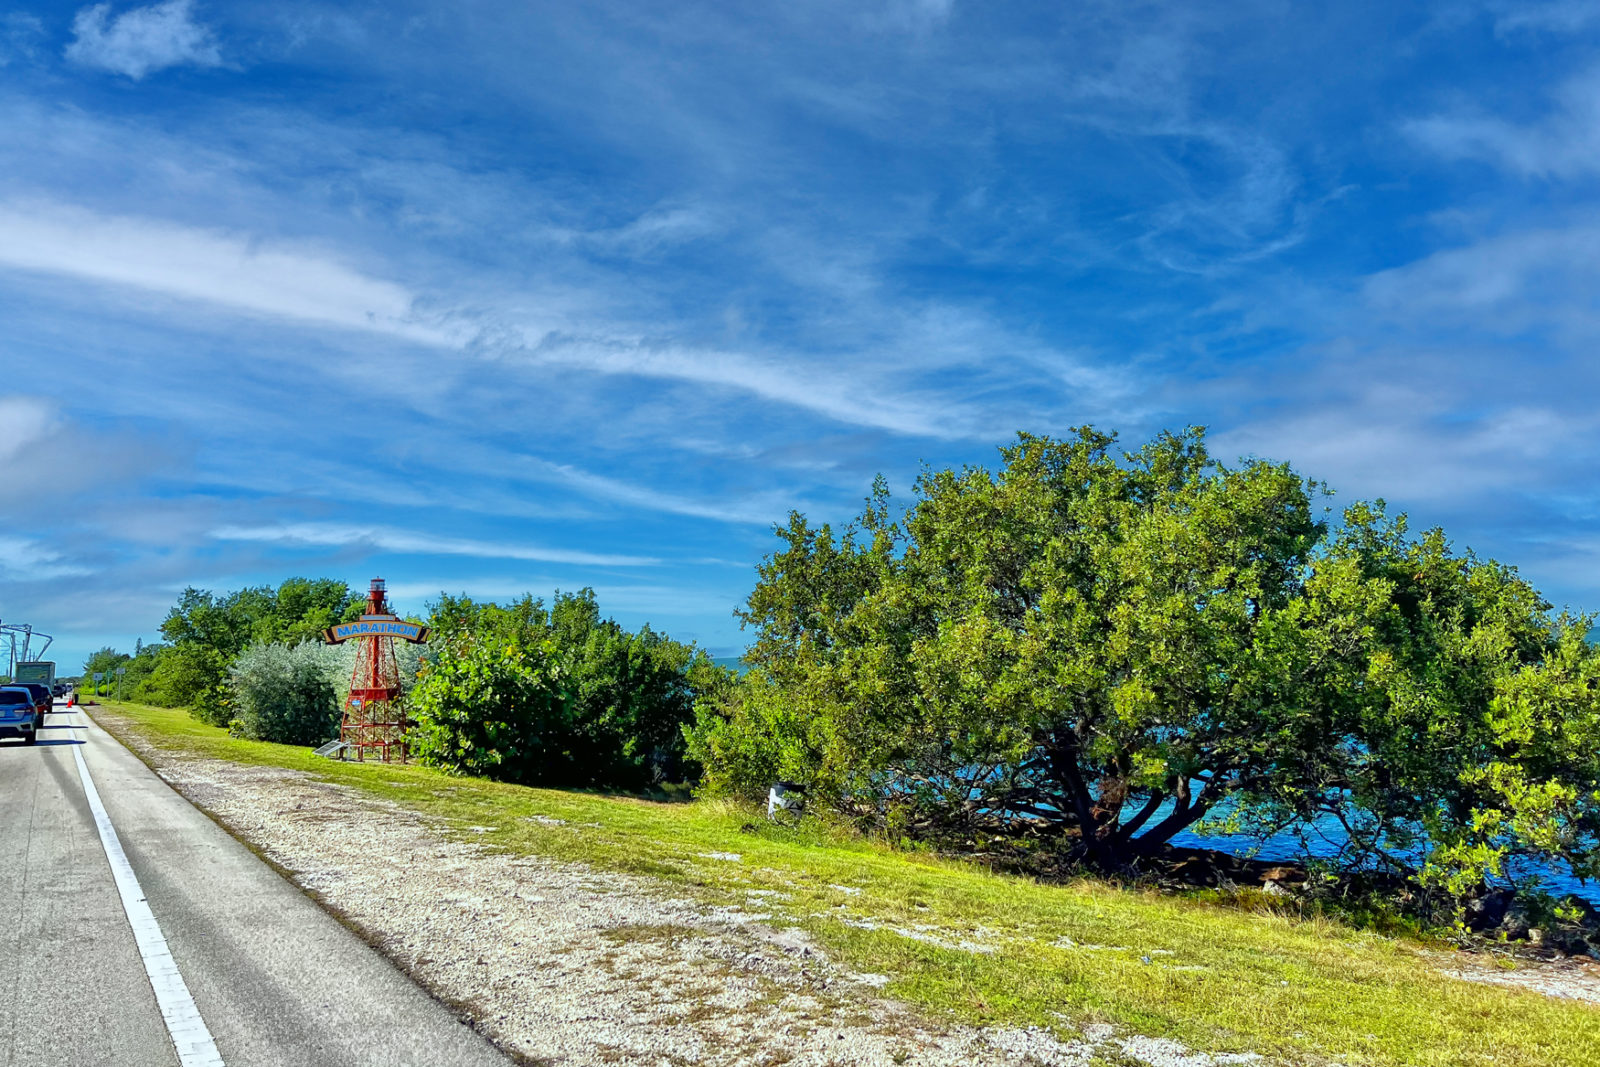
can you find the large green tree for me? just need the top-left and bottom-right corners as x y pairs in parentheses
(689, 428), (1600, 896)
(692, 428), (1327, 863)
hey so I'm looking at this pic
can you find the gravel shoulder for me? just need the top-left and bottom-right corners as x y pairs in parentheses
(99, 723), (1268, 1067)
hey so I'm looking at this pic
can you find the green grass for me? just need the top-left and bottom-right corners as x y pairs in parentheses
(93, 699), (1600, 1067)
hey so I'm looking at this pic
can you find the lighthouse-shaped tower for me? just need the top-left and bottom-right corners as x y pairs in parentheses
(322, 578), (430, 762)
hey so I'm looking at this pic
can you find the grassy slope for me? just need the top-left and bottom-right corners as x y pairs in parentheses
(93, 700), (1599, 1067)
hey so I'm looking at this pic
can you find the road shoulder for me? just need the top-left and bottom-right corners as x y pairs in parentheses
(74, 707), (514, 1067)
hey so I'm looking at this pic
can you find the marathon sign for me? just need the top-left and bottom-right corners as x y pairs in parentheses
(323, 617), (431, 644)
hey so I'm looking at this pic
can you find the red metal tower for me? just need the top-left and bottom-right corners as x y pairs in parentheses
(322, 578), (430, 762)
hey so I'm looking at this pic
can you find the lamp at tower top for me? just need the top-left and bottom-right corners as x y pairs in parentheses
(365, 577), (389, 617)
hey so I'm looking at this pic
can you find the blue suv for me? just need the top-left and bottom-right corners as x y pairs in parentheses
(0, 685), (40, 744)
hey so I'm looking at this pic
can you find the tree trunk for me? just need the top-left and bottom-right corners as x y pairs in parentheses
(1047, 730), (1106, 861)
(1124, 777), (1213, 857)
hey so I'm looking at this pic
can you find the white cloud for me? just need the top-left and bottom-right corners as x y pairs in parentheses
(0, 396), (57, 466)
(66, 0), (223, 79)
(0, 13), (45, 67)
(0, 394), (173, 505)
(1213, 397), (1589, 506)
(0, 199), (1121, 442)
(578, 205), (723, 253)
(516, 458), (794, 525)
(869, 0), (956, 33)
(1404, 67), (1600, 180)
(513, 335), (984, 439)
(0, 201), (458, 344)
(0, 536), (91, 580)
(208, 523), (659, 568)
(1487, 0), (1600, 36)
(1361, 223), (1600, 338)
(1129, 122), (1306, 273)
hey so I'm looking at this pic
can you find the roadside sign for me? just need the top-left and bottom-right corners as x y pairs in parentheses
(115, 667), (127, 675)
(324, 618), (430, 644)
(93, 672), (104, 681)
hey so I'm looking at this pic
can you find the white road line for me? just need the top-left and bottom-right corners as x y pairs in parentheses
(72, 732), (226, 1067)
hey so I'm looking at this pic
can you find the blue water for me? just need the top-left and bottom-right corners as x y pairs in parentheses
(1170, 814), (1600, 908)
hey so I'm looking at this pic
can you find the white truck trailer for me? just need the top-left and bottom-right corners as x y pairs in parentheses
(14, 661), (56, 688)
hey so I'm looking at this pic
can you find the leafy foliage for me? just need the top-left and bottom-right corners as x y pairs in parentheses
(146, 578), (364, 723)
(1239, 503), (1600, 898)
(80, 640), (168, 695)
(412, 589), (731, 788)
(225, 641), (341, 746)
(689, 428), (1600, 902)
(407, 635), (572, 782)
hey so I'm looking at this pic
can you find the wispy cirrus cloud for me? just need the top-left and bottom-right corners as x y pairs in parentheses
(0, 195), (1126, 442)
(0, 536), (92, 580)
(1362, 221), (1600, 342)
(66, 0), (223, 79)
(1404, 66), (1600, 180)
(208, 523), (660, 568)
(510, 457), (804, 525)
(0, 396), (56, 466)
(0, 12), (44, 66)
(0, 201), (456, 344)
(1484, 0), (1600, 37)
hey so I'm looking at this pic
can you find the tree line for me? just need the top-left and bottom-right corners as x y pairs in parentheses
(84, 578), (365, 710)
(91, 580), (729, 791)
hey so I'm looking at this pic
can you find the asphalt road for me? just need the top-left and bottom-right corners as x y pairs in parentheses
(0, 703), (514, 1067)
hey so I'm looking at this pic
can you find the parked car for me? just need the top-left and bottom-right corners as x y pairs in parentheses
(0, 686), (38, 745)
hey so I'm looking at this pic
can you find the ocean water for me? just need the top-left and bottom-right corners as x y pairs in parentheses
(1168, 813), (1599, 908)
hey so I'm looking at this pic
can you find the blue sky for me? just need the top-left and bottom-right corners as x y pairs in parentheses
(2, 0), (1599, 672)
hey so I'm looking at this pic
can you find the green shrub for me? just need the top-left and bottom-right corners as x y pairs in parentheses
(408, 636), (573, 783)
(416, 589), (733, 789)
(142, 644), (230, 721)
(684, 670), (821, 799)
(225, 641), (340, 745)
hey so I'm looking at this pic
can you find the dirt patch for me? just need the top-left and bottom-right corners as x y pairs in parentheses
(1435, 951), (1600, 1006)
